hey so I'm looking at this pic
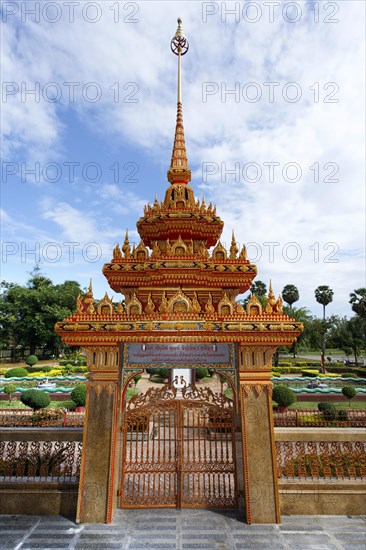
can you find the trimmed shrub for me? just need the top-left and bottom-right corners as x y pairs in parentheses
(21, 389), (51, 411)
(71, 384), (87, 407)
(341, 372), (358, 378)
(62, 364), (74, 375)
(317, 402), (337, 421)
(272, 385), (296, 408)
(4, 383), (17, 401)
(5, 367), (28, 378)
(26, 365), (53, 374)
(195, 368), (209, 380)
(47, 369), (63, 377)
(342, 385), (357, 406)
(302, 369), (319, 377)
(354, 368), (366, 378)
(73, 366), (88, 374)
(25, 355), (38, 366)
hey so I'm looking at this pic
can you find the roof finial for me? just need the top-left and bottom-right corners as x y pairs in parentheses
(167, 18), (191, 186)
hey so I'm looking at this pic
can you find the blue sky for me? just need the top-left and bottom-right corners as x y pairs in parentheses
(1, 0), (365, 317)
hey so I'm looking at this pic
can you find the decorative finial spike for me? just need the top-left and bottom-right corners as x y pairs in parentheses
(168, 19), (191, 185)
(88, 278), (92, 292)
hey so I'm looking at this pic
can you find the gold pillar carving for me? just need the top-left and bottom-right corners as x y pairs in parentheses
(76, 346), (120, 523)
(238, 345), (280, 524)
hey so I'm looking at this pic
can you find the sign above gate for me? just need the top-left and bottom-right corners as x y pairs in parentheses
(127, 343), (230, 365)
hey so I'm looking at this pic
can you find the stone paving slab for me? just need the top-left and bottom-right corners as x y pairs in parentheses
(0, 512), (364, 549)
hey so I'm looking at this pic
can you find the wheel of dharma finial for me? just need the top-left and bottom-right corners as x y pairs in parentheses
(171, 18), (189, 55)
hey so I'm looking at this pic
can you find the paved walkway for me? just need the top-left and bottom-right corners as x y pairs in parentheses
(0, 510), (365, 549)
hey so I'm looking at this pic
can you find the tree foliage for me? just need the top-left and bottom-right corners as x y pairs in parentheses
(282, 284), (299, 309)
(0, 268), (81, 354)
(330, 316), (365, 363)
(315, 285), (334, 317)
(242, 280), (268, 308)
(349, 288), (366, 320)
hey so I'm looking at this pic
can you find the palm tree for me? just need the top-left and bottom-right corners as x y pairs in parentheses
(282, 284), (299, 311)
(349, 288), (366, 320)
(315, 285), (334, 373)
(250, 281), (267, 296)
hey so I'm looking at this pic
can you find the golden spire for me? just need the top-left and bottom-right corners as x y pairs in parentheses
(230, 231), (239, 259)
(122, 229), (131, 258)
(167, 18), (191, 185)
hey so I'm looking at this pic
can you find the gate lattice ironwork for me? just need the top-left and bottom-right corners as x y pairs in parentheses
(120, 384), (237, 508)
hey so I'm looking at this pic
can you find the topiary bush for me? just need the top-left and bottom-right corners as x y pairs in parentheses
(25, 355), (38, 367)
(21, 389), (51, 411)
(302, 369), (320, 377)
(4, 383), (17, 402)
(342, 385), (357, 406)
(71, 384), (87, 407)
(195, 368), (209, 380)
(5, 367), (28, 378)
(272, 385), (296, 409)
(317, 402), (337, 421)
(341, 372), (358, 378)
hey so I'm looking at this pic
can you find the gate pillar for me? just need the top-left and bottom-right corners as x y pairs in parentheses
(238, 346), (280, 524)
(76, 347), (120, 523)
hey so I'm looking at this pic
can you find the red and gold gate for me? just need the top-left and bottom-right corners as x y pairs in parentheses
(120, 384), (237, 508)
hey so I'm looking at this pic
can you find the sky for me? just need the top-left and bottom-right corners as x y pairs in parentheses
(1, 0), (365, 318)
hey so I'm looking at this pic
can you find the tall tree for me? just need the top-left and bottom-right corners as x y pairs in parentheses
(331, 316), (364, 363)
(315, 285), (334, 373)
(282, 284), (299, 311)
(250, 280), (267, 296)
(349, 288), (366, 320)
(0, 272), (81, 355)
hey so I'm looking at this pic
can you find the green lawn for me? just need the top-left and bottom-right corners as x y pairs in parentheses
(0, 399), (77, 410)
(288, 400), (365, 410)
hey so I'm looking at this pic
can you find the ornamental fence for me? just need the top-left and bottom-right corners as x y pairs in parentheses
(276, 440), (366, 480)
(273, 408), (366, 428)
(0, 409), (84, 428)
(0, 428), (365, 483)
(0, 428), (82, 481)
(1, 408), (365, 429)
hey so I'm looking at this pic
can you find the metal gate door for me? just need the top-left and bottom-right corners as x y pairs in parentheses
(120, 385), (237, 508)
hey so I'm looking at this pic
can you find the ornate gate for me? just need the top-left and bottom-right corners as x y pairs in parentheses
(120, 384), (237, 508)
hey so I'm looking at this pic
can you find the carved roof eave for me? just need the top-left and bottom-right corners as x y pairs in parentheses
(102, 261), (257, 276)
(55, 318), (303, 348)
